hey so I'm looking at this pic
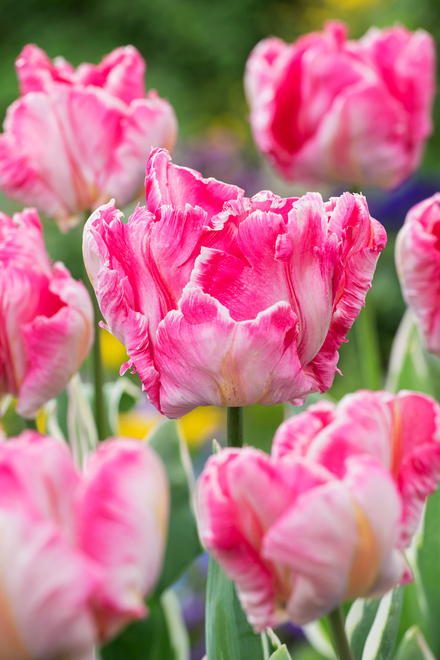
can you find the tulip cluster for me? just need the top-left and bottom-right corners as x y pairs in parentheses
(197, 390), (440, 629)
(0, 431), (169, 660)
(84, 148), (386, 418)
(0, 45), (177, 231)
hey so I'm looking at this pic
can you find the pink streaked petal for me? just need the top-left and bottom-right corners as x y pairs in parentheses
(271, 400), (337, 461)
(145, 148), (244, 222)
(76, 439), (169, 640)
(396, 194), (440, 355)
(106, 95), (178, 207)
(77, 46), (146, 104)
(263, 480), (356, 625)
(0, 433), (80, 539)
(197, 449), (281, 631)
(15, 44), (75, 94)
(0, 510), (99, 660)
(16, 271), (93, 418)
(154, 287), (309, 418)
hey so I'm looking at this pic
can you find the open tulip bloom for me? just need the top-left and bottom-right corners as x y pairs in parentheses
(197, 390), (440, 631)
(245, 21), (435, 189)
(0, 45), (177, 231)
(83, 148), (386, 418)
(0, 431), (169, 660)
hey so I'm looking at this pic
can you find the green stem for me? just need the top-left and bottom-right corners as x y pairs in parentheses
(327, 607), (354, 660)
(24, 418), (38, 431)
(355, 298), (382, 391)
(227, 407), (243, 448)
(83, 267), (107, 441)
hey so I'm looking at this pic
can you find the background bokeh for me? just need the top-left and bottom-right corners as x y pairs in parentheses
(1, 0), (440, 657)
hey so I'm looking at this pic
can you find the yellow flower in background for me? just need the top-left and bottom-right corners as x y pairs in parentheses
(116, 405), (224, 449)
(178, 406), (225, 449)
(100, 328), (128, 371)
(117, 410), (162, 439)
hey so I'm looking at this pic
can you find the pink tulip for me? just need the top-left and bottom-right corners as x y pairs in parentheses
(245, 21), (436, 189)
(197, 390), (440, 630)
(395, 193), (440, 355)
(84, 148), (386, 418)
(0, 208), (94, 418)
(0, 430), (169, 659)
(0, 45), (177, 231)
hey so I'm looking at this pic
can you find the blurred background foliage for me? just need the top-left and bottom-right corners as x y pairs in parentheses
(1, 0), (440, 657)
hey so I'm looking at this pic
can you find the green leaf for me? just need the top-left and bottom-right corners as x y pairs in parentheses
(104, 377), (141, 434)
(345, 598), (380, 660)
(394, 626), (436, 660)
(269, 646), (293, 660)
(413, 484), (440, 656)
(100, 590), (188, 660)
(205, 556), (266, 660)
(361, 587), (404, 660)
(148, 419), (203, 594)
(385, 310), (440, 396)
(303, 620), (336, 659)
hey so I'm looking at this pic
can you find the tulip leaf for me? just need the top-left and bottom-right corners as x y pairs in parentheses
(205, 556), (266, 660)
(394, 626), (436, 660)
(148, 418), (203, 594)
(303, 620), (336, 659)
(100, 589), (189, 660)
(269, 646), (293, 659)
(345, 598), (380, 660)
(361, 587), (404, 660)
(385, 310), (440, 397)
(413, 484), (440, 656)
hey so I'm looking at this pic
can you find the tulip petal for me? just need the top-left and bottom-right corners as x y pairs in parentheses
(154, 287), (309, 417)
(76, 439), (169, 640)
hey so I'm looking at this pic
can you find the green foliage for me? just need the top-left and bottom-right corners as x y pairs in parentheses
(360, 587), (404, 660)
(148, 418), (203, 595)
(346, 599), (381, 660)
(270, 646), (293, 660)
(413, 485), (440, 657)
(205, 556), (266, 660)
(394, 626), (436, 660)
(100, 590), (189, 660)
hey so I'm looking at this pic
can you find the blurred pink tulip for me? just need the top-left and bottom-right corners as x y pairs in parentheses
(197, 390), (440, 630)
(245, 21), (436, 189)
(84, 148), (386, 418)
(0, 45), (177, 231)
(0, 431), (169, 659)
(396, 193), (440, 355)
(0, 208), (93, 418)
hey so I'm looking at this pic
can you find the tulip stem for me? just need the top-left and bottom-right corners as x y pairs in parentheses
(227, 407), (243, 448)
(355, 298), (382, 390)
(24, 418), (38, 431)
(83, 263), (107, 442)
(328, 607), (354, 660)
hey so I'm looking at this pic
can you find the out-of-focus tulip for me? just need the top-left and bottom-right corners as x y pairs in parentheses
(245, 21), (436, 189)
(197, 390), (440, 630)
(84, 148), (386, 419)
(396, 193), (440, 355)
(0, 430), (169, 659)
(0, 208), (93, 418)
(0, 45), (177, 231)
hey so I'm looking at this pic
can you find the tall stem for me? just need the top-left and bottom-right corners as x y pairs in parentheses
(227, 407), (243, 448)
(83, 267), (107, 441)
(328, 607), (354, 660)
(355, 299), (382, 390)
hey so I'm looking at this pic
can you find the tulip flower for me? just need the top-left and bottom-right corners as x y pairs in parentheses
(0, 45), (177, 231)
(84, 148), (386, 419)
(197, 390), (440, 630)
(245, 21), (436, 189)
(0, 208), (93, 418)
(395, 193), (440, 355)
(0, 430), (169, 659)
